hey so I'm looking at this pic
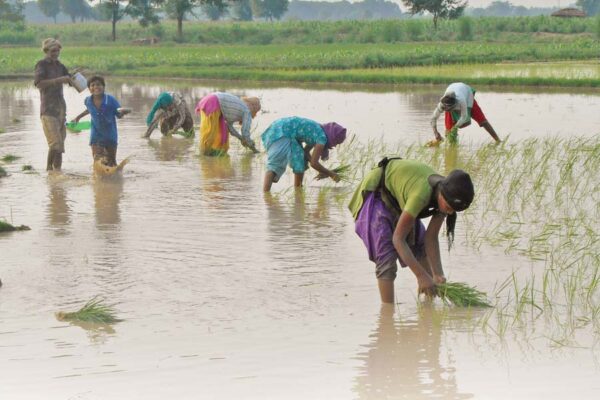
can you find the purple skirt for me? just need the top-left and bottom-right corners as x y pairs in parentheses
(355, 192), (425, 268)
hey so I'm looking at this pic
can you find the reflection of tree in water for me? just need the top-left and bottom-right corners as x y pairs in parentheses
(354, 304), (473, 400)
(147, 136), (194, 162)
(93, 176), (124, 227)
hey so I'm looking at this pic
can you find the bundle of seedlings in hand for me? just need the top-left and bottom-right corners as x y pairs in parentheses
(56, 297), (122, 324)
(447, 127), (459, 146)
(315, 164), (351, 181)
(0, 220), (30, 232)
(438, 281), (492, 307)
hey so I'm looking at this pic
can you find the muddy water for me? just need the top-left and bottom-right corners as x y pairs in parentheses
(1, 79), (599, 399)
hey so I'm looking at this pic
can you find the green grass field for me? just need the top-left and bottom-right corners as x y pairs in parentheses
(1, 41), (598, 87)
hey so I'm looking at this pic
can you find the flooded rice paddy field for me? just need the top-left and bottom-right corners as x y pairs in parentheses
(1, 79), (599, 399)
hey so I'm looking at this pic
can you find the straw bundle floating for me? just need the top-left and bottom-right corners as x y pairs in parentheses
(56, 297), (122, 324)
(438, 282), (492, 307)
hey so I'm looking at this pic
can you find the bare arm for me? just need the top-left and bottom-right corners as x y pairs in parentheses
(309, 144), (340, 182)
(72, 109), (89, 123)
(392, 211), (436, 296)
(424, 213), (446, 284)
(36, 75), (71, 90)
(430, 103), (444, 140)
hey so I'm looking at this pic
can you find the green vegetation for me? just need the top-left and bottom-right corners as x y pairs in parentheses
(21, 164), (33, 171)
(438, 282), (492, 307)
(1, 154), (20, 163)
(1, 42), (597, 87)
(0, 220), (30, 232)
(0, 165), (6, 177)
(56, 297), (122, 324)
(0, 17), (597, 46)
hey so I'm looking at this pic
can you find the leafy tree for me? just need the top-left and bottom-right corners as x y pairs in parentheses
(251, 0), (288, 21)
(61, 0), (92, 22)
(577, 0), (600, 16)
(231, 0), (252, 20)
(0, 0), (25, 22)
(201, 0), (228, 20)
(128, 0), (162, 26)
(38, 0), (61, 23)
(402, 0), (466, 28)
(164, 0), (230, 41)
(93, 0), (128, 41)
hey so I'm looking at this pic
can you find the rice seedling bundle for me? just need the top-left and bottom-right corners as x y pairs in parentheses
(0, 220), (30, 232)
(21, 165), (33, 172)
(438, 282), (492, 307)
(1, 154), (20, 163)
(56, 297), (121, 324)
(447, 127), (459, 146)
(0, 165), (6, 177)
(316, 164), (351, 181)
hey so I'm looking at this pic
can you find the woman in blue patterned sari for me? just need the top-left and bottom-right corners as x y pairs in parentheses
(261, 116), (346, 192)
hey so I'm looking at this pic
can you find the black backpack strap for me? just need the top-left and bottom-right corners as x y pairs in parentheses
(376, 157), (403, 216)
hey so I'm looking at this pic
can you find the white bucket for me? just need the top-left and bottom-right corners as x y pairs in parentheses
(72, 72), (87, 93)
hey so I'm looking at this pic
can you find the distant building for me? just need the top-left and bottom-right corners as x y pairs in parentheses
(551, 8), (587, 18)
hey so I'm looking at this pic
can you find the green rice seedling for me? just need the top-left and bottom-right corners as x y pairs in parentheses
(56, 297), (122, 324)
(174, 129), (195, 139)
(0, 128), (5, 134)
(447, 127), (459, 146)
(438, 282), (492, 308)
(315, 164), (351, 181)
(12, 118), (20, 123)
(0, 220), (30, 232)
(0, 165), (6, 178)
(21, 164), (33, 172)
(2, 154), (20, 163)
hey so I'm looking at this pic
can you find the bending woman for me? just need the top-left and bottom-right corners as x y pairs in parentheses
(261, 117), (346, 192)
(348, 158), (474, 303)
(195, 92), (261, 156)
(145, 92), (194, 138)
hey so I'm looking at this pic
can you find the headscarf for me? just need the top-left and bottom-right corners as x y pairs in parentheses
(320, 122), (347, 161)
(146, 92), (173, 126)
(241, 97), (261, 117)
(42, 38), (62, 53)
(439, 169), (474, 249)
(440, 92), (457, 110)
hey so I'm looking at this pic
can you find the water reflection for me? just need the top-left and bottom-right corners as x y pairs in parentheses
(46, 179), (71, 230)
(198, 155), (234, 195)
(147, 136), (194, 162)
(93, 176), (124, 227)
(354, 304), (473, 400)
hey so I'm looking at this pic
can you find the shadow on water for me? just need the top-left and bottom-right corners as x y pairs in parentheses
(353, 304), (474, 400)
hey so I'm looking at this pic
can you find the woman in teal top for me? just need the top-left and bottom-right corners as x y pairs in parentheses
(261, 116), (347, 192)
(349, 158), (475, 303)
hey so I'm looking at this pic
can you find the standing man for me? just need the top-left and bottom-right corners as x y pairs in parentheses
(430, 82), (501, 145)
(34, 38), (72, 171)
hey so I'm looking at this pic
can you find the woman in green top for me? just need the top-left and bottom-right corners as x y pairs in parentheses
(349, 158), (474, 303)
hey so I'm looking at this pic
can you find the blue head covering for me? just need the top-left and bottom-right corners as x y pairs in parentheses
(146, 92), (173, 126)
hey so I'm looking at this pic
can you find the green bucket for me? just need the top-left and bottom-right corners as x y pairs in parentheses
(66, 121), (91, 132)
